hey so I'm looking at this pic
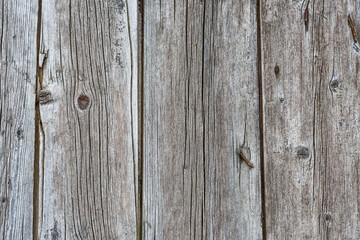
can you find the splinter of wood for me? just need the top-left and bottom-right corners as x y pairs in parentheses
(353, 43), (360, 52)
(239, 151), (254, 168)
(348, 14), (358, 43)
(304, 7), (309, 29)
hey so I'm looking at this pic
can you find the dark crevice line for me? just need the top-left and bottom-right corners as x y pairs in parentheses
(183, 0), (189, 178)
(201, 0), (206, 239)
(0, 0), (4, 62)
(137, 0), (144, 239)
(310, 0), (317, 207)
(33, 0), (43, 238)
(38, 24), (47, 238)
(0, 0), (4, 151)
(256, 0), (267, 239)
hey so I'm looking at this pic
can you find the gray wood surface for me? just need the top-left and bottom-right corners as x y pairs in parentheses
(0, 0), (37, 239)
(143, 0), (262, 239)
(261, 0), (360, 239)
(2, 0), (360, 239)
(37, 0), (139, 239)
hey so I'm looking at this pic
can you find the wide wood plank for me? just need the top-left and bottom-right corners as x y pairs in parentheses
(0, 0), (37, 239)
(143, 0), (262, 239)
(261, 0), (360, 238)
(37, 0), (139, 239)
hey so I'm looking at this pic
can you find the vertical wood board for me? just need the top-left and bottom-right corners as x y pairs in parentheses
(37, 0), (139, 239)
(261, 0), (360, 239)
(0, 1), (37, 239)
(143, 0), (262, 239)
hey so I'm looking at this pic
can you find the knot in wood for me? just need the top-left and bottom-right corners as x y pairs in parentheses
(329, 79), (340, 91)
(39, 90), (53, 104)
(297, 147), (310, 159)
(324, 213), (332, 227)
(324, 214), (332, 221)
(77, 94), (90, 110)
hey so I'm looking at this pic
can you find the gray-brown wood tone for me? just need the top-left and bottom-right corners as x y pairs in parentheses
(37, 0), (139, 239)
(143, 0), (262, 239)
(261, 0), (360, 239)
(0, 0), (37, 239)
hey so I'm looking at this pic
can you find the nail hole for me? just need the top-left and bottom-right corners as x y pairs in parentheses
(329, 79), (340, 91)
(17, 128), (23, 140)
(324, 213), (332, 227)
(1, 197), (6, 203)
(297, 147), (310, 159)
(77, 94), (90, 110)
(280, 97), (285, 102)
(39, 90), (53, 104)
(274, 65), (280, 76)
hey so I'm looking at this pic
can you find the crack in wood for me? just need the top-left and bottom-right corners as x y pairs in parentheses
(33, 0), (45, 239)
(137, 0), (144, 239)
(256, 0), (267, 239)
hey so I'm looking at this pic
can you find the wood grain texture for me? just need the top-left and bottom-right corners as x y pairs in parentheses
(4, 1), (360, 239)
(261, 0), (360, 239)
(0, 0), (37, 238)
(37, 0), (138, 239)
(143, 0), (262, 239)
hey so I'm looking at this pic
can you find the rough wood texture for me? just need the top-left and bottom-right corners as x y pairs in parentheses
(37, 0), (138, 239)
(4, 0), (360, 239)
(0, 0), (37, 238)
(143, 0), (262, 239)
(261, 0), (360, 239)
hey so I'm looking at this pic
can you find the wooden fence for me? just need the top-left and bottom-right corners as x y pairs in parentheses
(1, 0), (360, 239)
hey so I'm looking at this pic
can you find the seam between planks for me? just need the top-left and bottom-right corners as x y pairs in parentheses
(256, 0), (267, 239)
(201, 1), (206, 239)
(137, 0), (144, 239)
(33, 0), (43, 238)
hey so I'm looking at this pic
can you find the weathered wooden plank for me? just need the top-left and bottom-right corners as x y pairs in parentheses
(261, 0), (360, 239)
(143, 0), (262, 239)
(0, 0), (37, 239)
(37, 0), (138, 239)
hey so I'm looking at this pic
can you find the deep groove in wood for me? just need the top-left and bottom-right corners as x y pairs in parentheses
(201, 1), (206, 239)
(137, 0), (144, 239)
(33, 0), (43, 238)
(256, 0), (267, 239)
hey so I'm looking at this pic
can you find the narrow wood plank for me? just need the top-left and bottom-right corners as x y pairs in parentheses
(0, 0), (37, 238)
(261, 0), (360, 238)
(143, 0), (262, 239)
(37, 0), (138, 239)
